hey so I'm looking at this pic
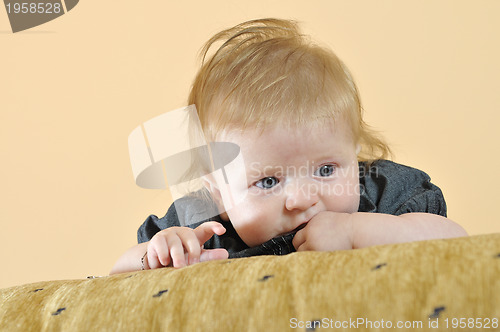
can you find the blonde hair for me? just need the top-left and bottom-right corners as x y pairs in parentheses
(188, 18), (391, 163)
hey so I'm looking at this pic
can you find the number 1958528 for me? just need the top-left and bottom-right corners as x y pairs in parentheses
(6, 2), (62, 14)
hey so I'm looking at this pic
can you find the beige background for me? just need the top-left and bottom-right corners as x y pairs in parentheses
(1, 0), (499, 289)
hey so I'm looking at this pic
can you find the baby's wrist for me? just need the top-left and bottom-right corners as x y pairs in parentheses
(141, 251), (149, 270)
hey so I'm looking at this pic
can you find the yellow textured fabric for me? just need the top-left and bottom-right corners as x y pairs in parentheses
(1, 234), (499, 331)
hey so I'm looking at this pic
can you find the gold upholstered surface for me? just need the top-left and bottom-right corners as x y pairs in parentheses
(1, 233), (499, 331)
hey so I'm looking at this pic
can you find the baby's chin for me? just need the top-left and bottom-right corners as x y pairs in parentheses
(238, 232), (276, 248)
(240, 223), (307, 248)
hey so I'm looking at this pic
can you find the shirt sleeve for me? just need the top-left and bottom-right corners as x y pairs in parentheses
(358, 160), (447, 217)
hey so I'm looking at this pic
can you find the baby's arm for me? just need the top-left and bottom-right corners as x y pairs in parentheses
(110, 221), (228, 275)
(292, 212), (468, 252)
(350, 212), (467, 248)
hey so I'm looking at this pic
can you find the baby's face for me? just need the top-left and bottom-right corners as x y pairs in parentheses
(214, 121), (361, 247)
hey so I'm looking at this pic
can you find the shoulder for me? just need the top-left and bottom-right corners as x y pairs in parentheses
(359, 160), (447, 216)
(360, 159), (431, 183)
(172, 190), (220, 227)
(359, 160), (434, 201)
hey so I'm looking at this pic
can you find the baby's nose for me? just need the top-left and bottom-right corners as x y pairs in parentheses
(284, 178), (319, 211)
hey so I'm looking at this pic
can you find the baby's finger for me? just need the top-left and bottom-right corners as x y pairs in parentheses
(292, 229), (306, 250)
(200, 248), (229, 262)
(149, 236), (171, 267)
(165, 232), (187, 268)
(177, 229), (202, 265)
(146, 246), (163, 269)
(295, 242), (310, 252)
(194, 221), (226, 244)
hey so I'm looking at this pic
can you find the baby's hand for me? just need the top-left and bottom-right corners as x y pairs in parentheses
(292, 211), (354, 252)
(146, 221), (228, 269)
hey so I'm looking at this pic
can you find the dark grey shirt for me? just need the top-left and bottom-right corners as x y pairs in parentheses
(137, 160), (447, 258)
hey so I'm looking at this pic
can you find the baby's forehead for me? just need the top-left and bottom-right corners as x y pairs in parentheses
(218, 118), (354, 145)
(216, 120), (356, 166)
(221, 117), (326, 135)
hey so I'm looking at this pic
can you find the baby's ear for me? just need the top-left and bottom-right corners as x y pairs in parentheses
(355, 143), (361, 155)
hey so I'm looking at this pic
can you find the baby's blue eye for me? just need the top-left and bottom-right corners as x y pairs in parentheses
(315, 164), (336, 177)
(255, 177), (279, 189)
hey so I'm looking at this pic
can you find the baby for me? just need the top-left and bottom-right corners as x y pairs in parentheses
(111, 18), (467, 274)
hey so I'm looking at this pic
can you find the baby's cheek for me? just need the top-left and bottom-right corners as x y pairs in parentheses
(228, 202), (276, 246)
(324, 180), (360, 213)
(229, 206), (261, 228)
